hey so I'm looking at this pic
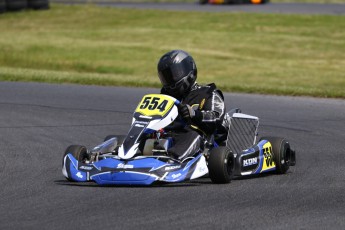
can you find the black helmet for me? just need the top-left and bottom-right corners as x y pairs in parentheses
(157, 50), (197, 98)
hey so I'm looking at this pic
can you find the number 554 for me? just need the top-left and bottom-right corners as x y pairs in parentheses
(140, 97), (168, 112)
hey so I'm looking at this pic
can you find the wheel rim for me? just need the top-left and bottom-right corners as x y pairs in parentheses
(284, 145), (291, 165)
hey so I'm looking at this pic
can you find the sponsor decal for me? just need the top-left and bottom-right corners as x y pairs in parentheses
(139, 115), (152, 119)
(243, 157), (258, 167)
(117, 163), (134, 169)
(240, 147), (260, 172)
(135, 124), (145, 128)
(165, 165), (181, 171)
(80, 165), (93, 170)
(134, 121), (149, 125)
(76, 172), (83, 179)
(171, 173), (182, 179)
(199, 98), (205, 110)
(263, 146), (274, 167)
(199, 166), (207, 173)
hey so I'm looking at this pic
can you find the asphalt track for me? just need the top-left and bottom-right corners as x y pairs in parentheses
(53, 0), (345, 15)
(0, 81), (344, 229)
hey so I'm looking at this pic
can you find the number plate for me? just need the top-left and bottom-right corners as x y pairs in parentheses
(135, 94), (175, 117)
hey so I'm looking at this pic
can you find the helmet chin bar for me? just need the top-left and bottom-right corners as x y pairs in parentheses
(164, 72), (196, 98)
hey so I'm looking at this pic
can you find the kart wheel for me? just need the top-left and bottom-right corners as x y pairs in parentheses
(63, 145), (89, 163)
(260, 136), (294, 174)
(208, 146), (235, 184)
(199, 0), (208, 4)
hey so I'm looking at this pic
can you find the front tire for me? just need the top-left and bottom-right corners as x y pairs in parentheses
(208, 147), (235, 184)
(62, 145), (89, 181)
(63, 145), (89, 163)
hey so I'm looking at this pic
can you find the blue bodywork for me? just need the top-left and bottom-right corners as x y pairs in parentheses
(63, 152), (205, 185)
(233, 139), (277, 176)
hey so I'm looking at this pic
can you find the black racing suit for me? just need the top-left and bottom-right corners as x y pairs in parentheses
(161, 83), (226, 160)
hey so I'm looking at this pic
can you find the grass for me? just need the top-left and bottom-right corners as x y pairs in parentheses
(0, 4), (344, 98)
(52, 0), (345, 3)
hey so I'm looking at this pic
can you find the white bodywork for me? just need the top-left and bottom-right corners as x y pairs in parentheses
(118, 104), (179, 160)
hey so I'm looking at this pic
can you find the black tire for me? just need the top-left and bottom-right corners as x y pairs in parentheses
(0, 0), (6, 14)
(62, 145), (88, 181)
(5, 0), (27, 11)
(199, 0), (208, 4)
(260, 136), (292, 174)
(208, 146), (235, 184)
(27, 0), (49, 10)
(63, 145), (89, 164)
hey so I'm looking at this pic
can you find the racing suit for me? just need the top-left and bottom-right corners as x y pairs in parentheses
(161, 83), (226, 160)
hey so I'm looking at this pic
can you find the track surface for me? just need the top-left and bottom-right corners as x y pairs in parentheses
(53, 0), (345, 15)
(0, 82), (344, 229)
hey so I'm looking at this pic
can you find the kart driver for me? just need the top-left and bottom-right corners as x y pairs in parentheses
(157, 50), (227, 160)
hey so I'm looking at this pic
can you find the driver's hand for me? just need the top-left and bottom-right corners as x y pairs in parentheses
(179, 104), (195, 120)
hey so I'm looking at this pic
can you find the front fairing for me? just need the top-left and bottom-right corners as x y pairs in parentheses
(118, 94), (180, 159)
(63, 153), (208, 185)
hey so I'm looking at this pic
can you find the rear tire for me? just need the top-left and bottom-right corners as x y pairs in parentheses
(260, 136), (292, 174)
(208, 147), (234, 184)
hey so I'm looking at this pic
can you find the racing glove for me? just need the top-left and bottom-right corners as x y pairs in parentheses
(179, 104), (195, 119)
(179, 104), (202, 121)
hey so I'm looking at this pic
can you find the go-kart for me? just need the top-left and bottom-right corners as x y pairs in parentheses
(199, 0), (269, 5)
(62, 93), (296, 186)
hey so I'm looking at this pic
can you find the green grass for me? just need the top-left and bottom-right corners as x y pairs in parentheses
(0, 4), (344, 98)
(52, 0), (345, 3)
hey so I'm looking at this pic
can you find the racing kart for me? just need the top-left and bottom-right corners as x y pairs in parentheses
(199, 0), (269, 4)
(62, 93), (296, 186)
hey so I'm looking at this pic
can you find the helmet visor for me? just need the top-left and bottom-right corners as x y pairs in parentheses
(163, 72), (191, 91)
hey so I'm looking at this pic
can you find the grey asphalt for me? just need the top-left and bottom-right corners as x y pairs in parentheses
(52, 0), (345, 15)
(0, 82), (344, 229)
